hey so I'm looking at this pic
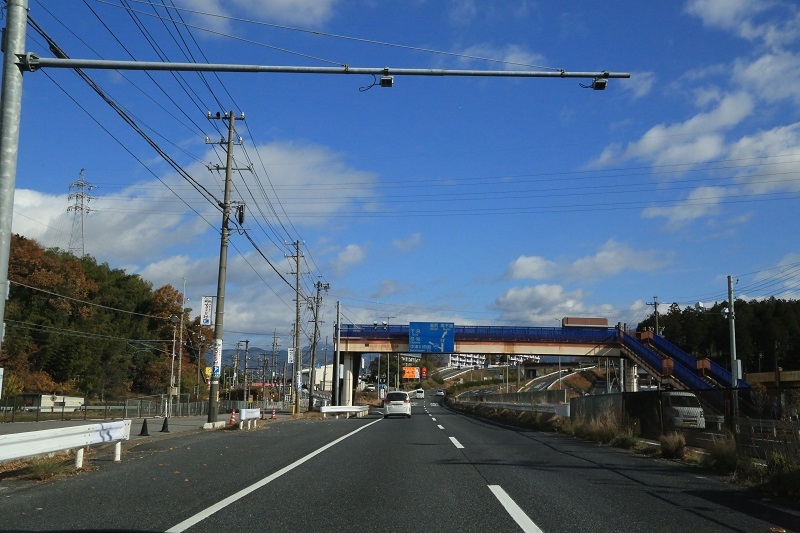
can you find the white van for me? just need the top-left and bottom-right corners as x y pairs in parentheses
(663, 391), (705, 430)
(414, 389), (425, 399)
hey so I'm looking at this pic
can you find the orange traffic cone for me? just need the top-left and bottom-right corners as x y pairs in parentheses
(229, 409), (237, 425)
(270, 406), (277, 420)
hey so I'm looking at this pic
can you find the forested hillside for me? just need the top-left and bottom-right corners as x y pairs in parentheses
(1, 235), (212, 400)
(637, 299), (800, 375)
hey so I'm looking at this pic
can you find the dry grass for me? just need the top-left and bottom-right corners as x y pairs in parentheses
(702, 432), (738, 474)
(0, 451), (84, 482)
(660, 432), (686, 459)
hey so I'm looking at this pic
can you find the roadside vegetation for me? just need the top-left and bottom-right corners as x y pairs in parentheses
(0, 450), (88, 482)
(446, 397), (800, 503)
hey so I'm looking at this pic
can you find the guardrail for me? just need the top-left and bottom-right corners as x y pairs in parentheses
(0, 420), (132, 469)
(320, 405), (370, 419)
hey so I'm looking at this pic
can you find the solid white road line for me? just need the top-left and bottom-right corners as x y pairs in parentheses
(488, 485), (543, 533)
(166, 418), (382, 532)
(449, 436), (464, 449)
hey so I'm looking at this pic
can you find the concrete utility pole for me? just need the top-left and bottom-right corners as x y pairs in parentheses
(206, 110), (244, 424)
(290, 240), (303, 414)
(725, 275), (740, 427)
(243, 339), (249, 402)
(308, 280), (329, 409)
(271, 330), (279, 398)
(333, 301), (341, 406)
(178, 277), (185, 403)
(646, 296), (660, 334)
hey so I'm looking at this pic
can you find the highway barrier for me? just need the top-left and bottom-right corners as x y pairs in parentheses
(320, 405), (369, 419)
(0, 420), (132, 469)
(235, 408), (262, 430)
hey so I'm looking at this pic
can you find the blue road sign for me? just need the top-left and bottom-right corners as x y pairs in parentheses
(409, 322), (455, 353)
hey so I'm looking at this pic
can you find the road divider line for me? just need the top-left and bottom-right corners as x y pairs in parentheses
(437, 425), (445, 430)
(449, 436), (464, 449)
(166, 418), (382, 532)
(488, 485), (543, 533)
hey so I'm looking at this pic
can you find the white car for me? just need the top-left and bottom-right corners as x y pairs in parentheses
(435, 389), (445, 397)
(383, 391), (412, 418)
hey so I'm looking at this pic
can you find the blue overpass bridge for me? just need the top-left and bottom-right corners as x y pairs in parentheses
(333, 323), (747, 406)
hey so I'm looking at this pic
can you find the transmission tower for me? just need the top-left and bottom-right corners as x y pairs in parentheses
(67, 169), (95, 257)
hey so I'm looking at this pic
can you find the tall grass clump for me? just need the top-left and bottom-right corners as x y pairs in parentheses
(660, 432), (686, 459)
(702, 432), (738, 474)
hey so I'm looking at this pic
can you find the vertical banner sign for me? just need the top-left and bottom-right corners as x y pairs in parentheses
(0, 367), (4, 399)
(287, 347), (295, 364)
(201, 296), (213, 326)
(212, 339), (223, 381)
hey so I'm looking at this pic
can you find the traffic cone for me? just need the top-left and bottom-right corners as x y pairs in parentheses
(270, 406), (277, 420)
(229, 409), (237, 425)
(139, 419), (150, 436)
(160, 417), (170, 433)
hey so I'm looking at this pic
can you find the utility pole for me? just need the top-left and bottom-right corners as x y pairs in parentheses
(333, 301), (341, 406)
(243, 339), (249, 403)
(308, 280), (329, 410)
(271, 330), (279, 399)
(727, 275), (739, 424)
(0, 0), (29, 355)
(646, 296), (660, 334)
(206, 110), (244, 424)
(288, 240), (303, 414)
(178, 277), (185, 404)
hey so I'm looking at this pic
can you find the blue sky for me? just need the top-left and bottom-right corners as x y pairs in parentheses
(8, 0), (800, 353)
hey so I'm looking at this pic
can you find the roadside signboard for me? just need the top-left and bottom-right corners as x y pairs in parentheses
(402, 366), (420, 379)
(201, 296), (214, 326)
(409, 322), (454, 353)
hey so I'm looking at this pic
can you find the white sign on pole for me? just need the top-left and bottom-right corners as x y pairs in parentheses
(201, 296), (213, 326)
(287, 347), (294, 364)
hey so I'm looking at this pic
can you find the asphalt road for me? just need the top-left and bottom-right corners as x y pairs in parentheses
(1, 400), (798, 532)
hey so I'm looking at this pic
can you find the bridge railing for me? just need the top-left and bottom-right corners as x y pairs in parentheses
(338, 324), (619, 344)
(653, 334), (748, 388)
(620, 333), (713, 391)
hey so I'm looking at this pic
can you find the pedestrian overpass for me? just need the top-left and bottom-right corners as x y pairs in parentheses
(333, 323), (747, 406)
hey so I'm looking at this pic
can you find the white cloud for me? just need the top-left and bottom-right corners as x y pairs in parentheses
(733, 52), (800, 106)
(184, 0), (340, 30)
(372, 279), (410, 299)
(685, 0), (800, 48)
(625, 71), (655, 99)
(458, 43), (545, 70)
(334, 244), (366, 273)
(642, 185), (728, 228)
(727, 123), (800, 193)
(507, 255), (557, 280)
(393, 232), (422, 253)
(494, 284), (616, 324)
(507, 241), (665, 282)
(567, 241), (666, 280)
(621, 92), (753, 166)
